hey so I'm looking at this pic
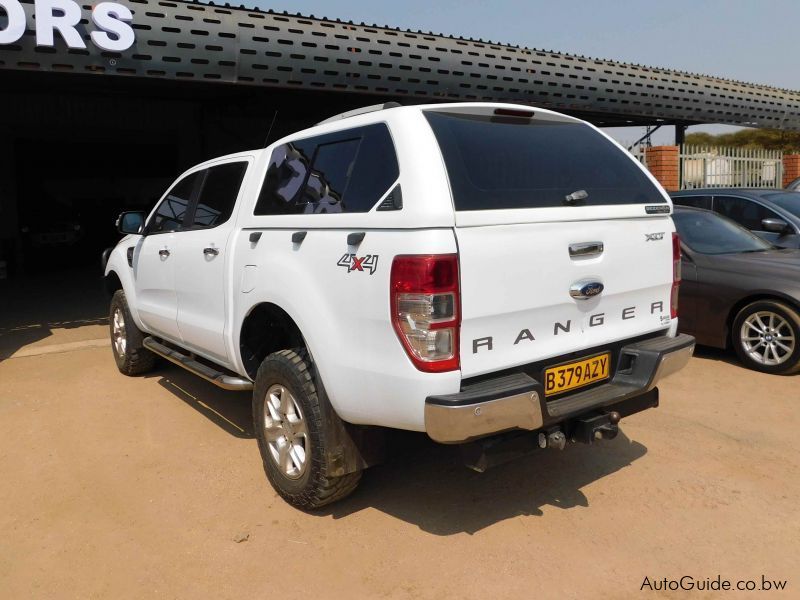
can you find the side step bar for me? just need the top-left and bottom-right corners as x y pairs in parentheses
(143, 337), (253, 391)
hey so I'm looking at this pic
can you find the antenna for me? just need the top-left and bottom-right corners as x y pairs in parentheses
(262, 110), (279, 148)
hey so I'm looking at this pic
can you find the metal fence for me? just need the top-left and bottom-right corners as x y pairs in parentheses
(679, 145), (783, 189)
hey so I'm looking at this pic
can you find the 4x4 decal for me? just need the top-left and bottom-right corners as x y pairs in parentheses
(337, 253), (379, 275)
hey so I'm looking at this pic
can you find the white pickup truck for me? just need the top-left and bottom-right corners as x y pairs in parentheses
(104, 102), (694, 508)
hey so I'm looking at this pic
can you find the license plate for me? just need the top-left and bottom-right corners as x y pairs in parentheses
(544, 353), (610, 397)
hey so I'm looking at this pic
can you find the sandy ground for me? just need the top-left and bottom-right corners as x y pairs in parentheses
(1, 276), (798, 598)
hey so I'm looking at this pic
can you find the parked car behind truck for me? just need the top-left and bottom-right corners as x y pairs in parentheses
(672, 206), (800, 374)
(671, 188), (800, 248)
(104, 102), (693, 508)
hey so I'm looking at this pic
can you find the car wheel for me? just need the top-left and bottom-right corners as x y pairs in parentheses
(252, 349), (361, 509)
(732, 300), (800, 375)
(109, 290), (157, 376)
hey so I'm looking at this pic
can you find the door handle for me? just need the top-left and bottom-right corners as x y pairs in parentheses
(159, 249), (170, 258)
(568, 241), (604, 258)
(203, 247), (219, 256)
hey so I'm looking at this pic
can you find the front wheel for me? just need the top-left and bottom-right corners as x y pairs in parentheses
(732, 300), (800, 375)
(252, 349), (361, 509)
(109, 290), (156, 376)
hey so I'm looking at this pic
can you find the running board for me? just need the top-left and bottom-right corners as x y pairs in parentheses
(143, 337), (253, 391)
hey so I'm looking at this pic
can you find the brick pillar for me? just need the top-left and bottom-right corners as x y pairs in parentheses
(783, 154), (800, 187)
(645, 145), (680, 192)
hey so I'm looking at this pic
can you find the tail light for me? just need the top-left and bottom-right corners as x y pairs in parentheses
(390, 254), (460, 372)
(671, 232), (681, 319)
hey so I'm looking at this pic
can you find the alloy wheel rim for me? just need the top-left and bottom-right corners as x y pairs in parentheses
(112, 308), (127, 357)
(740, 311), (795, 366)
(263, 384), (308, 479)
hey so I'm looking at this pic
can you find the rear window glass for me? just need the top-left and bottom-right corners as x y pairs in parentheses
(672, 195), (712, 210)
(424, 111), (665, 211)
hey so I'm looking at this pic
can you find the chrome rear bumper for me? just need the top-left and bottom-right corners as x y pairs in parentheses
(425, 333), (694, 444)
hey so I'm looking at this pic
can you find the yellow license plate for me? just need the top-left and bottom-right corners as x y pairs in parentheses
(544, 353), (610, 396)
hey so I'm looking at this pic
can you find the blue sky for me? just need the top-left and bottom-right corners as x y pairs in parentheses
(241, 0), (800, 144)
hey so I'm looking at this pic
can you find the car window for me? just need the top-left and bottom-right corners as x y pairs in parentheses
(254, 123), (399, 215)
(713, 196), (778, 231)
(147, 172), (201, 234)
(672, 195), (712, 210)
(423, 110), (665, 210)
(761, 192), (800, 222)
(673, 210), (773, 255)
(189, 162), (248, 228)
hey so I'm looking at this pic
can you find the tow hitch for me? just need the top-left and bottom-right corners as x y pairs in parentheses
(569, 411), (621, 444)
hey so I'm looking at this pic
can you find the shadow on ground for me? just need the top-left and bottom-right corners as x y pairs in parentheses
(0, 267), (109, 359)
(152, 361), (648, 535)
(691, 344), (742, 368)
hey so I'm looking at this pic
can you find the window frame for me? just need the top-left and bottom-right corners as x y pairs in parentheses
(144, 159), (251, 235)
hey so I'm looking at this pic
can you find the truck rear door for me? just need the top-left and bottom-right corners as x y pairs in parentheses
(424, 107), (677, 379)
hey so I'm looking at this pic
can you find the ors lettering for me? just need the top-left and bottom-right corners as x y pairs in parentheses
(0, 0), (134, 51)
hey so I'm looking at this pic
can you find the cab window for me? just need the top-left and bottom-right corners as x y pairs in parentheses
(189, 162), (248, 228)
(254, 123), (399, 215)
(147, 173), (201, 234)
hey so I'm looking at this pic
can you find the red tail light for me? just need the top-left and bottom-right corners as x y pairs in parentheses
(671, 232), (681, 319)
(390, 254), (460, 373)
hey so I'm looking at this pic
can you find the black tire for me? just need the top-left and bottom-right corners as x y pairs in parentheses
(732, 300), (800, 375)
(109, 290), (156, 376)
(252, 349), (361, 509)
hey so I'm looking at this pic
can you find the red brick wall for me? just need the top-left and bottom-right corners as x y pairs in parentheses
(645, 145), (680, 192)
(783, 154), (800, 187)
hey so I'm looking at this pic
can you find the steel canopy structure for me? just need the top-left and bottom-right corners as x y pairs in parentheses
(1, 0), (800, 131)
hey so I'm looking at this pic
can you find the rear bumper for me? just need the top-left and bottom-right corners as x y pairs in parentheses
(425, 333), (694, 443)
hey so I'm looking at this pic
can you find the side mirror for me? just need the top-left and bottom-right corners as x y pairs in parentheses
(117, 211), (145, 235)
(761, 218), (791, 235)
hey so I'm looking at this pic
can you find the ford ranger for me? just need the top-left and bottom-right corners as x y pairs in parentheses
(104, 102), (694, 509)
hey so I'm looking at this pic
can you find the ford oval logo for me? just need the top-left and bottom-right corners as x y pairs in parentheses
(570, 279), (604, 300)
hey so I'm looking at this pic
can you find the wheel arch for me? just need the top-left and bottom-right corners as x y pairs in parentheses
(104, 269), (123, 297)
(239, 302), (307, 380)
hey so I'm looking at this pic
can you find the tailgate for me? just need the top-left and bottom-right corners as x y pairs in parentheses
(457, 217), (674, 377)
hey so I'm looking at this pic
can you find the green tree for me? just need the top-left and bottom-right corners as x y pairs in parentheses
(685, 128), (800, 152)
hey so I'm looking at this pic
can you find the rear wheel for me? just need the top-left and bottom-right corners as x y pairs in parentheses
(732, 300), (800, 375)
(109, 290), (156, 376)
(252, 349), (361, 509)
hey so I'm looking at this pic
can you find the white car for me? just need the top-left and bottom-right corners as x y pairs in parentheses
(104, 102), (694, 508)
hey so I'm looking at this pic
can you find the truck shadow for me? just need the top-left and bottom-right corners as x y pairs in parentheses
(323, 430), (647, 535)
(150, 366), (254, 438)
(691, 344), (743, 369)
(150, 363), (648, 535)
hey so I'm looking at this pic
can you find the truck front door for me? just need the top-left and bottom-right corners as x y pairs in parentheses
(133, 172), (201, 342)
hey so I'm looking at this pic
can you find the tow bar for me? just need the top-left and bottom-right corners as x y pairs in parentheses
(461, 410), (623, 472)
(569, 411), (621, 445)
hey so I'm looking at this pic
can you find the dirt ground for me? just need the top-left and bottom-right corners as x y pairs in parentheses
(1, 271), (798, 598)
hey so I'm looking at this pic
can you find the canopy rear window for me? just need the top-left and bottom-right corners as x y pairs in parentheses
(424, 111), (665, 211)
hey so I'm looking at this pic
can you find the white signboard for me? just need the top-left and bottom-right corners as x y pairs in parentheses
(0, 0), (135, 52)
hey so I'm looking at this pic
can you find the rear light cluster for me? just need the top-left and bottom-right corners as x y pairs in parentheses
(671, 232), (681, 318)
(390, 255), (460, 372)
